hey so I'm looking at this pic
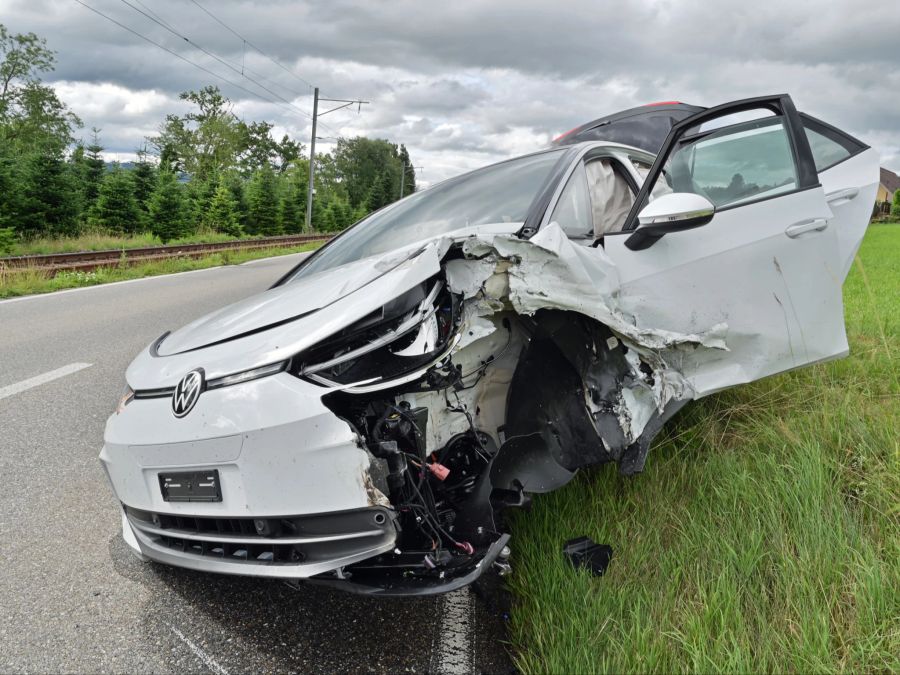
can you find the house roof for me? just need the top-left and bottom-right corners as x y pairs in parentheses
(880, 167), (900, 195)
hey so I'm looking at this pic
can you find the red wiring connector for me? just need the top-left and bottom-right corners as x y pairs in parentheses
(427, 462), (450, 481)
(455, 541), (474, 555)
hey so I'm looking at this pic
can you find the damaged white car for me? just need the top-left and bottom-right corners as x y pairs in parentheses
(101, 95), (878, 595)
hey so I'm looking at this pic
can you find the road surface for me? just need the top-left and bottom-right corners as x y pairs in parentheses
(0, 254), (513, 674)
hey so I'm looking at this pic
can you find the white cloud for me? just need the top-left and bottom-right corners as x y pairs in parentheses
(2, 0), (897, 180)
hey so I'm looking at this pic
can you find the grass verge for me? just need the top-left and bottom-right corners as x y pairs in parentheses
(4, 230), (319, 257)
(0, 243), (320, 299)
(507, 224), (899, 673)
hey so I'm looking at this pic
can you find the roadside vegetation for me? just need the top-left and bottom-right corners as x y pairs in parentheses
(0, 242), (320, 299)
(0, 24), (415, 256)
(507, 223), (899, 673)
(1, 230), (313, 257)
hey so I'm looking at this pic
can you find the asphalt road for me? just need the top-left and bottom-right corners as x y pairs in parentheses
(0, 255), (513, 674)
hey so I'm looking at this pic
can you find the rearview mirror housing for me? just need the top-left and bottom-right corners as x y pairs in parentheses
(625, 193), (715, 250)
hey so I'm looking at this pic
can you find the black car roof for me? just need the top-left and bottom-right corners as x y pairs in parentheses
(552, 101), (706, 154)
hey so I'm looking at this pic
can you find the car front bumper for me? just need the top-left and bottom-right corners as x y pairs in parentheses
(101, 373), (397, 579)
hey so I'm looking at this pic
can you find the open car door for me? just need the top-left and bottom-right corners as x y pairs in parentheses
(603, 94), (876, 396)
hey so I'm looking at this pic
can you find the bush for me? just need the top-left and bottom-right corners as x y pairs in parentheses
(0, 227), (15, 256)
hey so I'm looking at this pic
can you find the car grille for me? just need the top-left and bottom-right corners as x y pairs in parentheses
(124, 505), (396, 566)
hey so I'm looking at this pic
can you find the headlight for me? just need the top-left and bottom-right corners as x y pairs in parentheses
(206, 361), (288, 389)
(116, 385), (134, 414)
(295, 277), (460, 387)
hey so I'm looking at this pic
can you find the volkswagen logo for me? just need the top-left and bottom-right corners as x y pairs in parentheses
(172, 369), (204, 418)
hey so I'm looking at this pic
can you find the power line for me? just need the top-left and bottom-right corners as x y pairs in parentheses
(72, 0), (301, 114)
(187, 0), (317, 92)
(116, 0), (313, 121)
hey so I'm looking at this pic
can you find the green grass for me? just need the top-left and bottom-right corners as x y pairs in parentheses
(4, 230), (312, 257)
(507, 224), (899, 674)
(0, 243), (320, 298)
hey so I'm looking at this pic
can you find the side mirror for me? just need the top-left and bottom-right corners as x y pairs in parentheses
(625, 193), (715, 251)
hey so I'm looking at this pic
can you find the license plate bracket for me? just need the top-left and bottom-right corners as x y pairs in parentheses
(159, 470), (222, 502)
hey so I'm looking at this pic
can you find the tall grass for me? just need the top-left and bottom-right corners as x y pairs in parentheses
(5, 229), (306, 257)
(507, 224), (899, 673)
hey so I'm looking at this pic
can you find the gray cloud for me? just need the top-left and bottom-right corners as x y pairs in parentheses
(1, 0), (898, 181)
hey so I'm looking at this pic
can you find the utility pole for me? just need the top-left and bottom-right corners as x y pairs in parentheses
(399, 161), (423, 199)
(305, 87), (319, 233)
(305, 89), (369, 232)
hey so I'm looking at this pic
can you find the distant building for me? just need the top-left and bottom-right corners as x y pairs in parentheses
(877, 167), (900, 205)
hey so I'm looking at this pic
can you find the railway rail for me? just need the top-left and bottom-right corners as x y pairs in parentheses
(0, 234), (332, 274)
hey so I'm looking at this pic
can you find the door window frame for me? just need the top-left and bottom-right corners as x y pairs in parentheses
(619, 94), (820, 233)
(537, 144), (648, 235)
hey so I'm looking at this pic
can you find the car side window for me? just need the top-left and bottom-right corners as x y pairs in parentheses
(551, 158), (638, 240)
(648, 116), (798, 209)
(550, 162), (592, 239)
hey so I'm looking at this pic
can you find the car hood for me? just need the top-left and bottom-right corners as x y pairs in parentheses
(155, 222), (522, 358)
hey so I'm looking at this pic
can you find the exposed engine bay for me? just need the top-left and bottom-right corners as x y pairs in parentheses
(300, 235), (692, 593)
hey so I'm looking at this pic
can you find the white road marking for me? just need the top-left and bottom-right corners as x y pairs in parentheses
(168, 624), (230, 675)
(0, 252), (311, 306)
(432, 588), (476, 674)
(0, 362), (93, 401)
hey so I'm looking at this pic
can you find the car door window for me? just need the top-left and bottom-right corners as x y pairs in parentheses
(648, 116), (798, 209)
(551, 158), (637, 239)
(585, 159), (635, 236)
(800, 115), (866, 172)
(550, 161), (592, 239)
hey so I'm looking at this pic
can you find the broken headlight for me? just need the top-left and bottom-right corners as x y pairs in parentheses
(295, 278), (460, 387)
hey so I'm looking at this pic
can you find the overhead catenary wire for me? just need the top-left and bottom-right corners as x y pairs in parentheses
(129, 0), (312, 104)
(116, 0), (314, 121)
(187, 0), (317, 92)
(72, 0), (310, 121)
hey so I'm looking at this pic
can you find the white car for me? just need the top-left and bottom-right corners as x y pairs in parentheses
(101, 94), (877, 595)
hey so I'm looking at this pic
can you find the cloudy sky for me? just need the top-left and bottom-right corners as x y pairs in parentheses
(2, 0), (899, 185)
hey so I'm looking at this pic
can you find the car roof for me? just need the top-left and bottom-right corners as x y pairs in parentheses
(552, 101), (706, 153)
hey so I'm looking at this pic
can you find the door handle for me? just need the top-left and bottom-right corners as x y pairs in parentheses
(826, 187), (858, 204)
(785, 218), (828, 238)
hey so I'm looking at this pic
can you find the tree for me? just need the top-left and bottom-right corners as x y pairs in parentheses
(278, 181), (302, 234)
(246, 165), (279, 235)
(0, 25), (81, 155)
(398, 144), (416, 195)
(204, 182), (242, 237)
(131, 147), (157, 216)
(0, 145), (20, 230)
(18, 151), (80, 237)
(238, 120), (276, 175)
(148, 171), (187, 243)
(366, 170), (395, 212)
(92, 165), (142, 233)
(892, 189), (900, 219)
(273, 134), (303, 174)
(333, 137), (403, 209)
(81, 127), (105, 206)
(151, 86), (245, 183)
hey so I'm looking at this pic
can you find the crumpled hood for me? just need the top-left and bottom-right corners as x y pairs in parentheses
(156, 222), (522, 357)
(157, 251), (413, 356)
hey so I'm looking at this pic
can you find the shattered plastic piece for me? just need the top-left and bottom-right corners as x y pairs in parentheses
(563, 537), (613, 576)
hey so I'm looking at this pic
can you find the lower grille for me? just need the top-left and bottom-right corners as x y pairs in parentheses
(124, 505), (396, 567)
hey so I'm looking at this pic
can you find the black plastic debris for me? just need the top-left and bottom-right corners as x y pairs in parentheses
(563, 537), (613, 576)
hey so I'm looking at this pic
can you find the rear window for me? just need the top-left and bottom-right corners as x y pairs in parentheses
(801, 114), (867, 172)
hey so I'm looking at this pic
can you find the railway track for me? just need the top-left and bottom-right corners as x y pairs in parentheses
(0, 234), (332, 274)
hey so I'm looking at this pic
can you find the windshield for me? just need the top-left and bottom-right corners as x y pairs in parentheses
(286, 149), (565, 282)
